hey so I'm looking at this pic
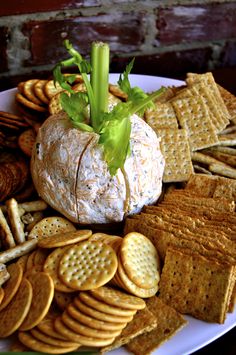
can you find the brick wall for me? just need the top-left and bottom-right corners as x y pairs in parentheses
(0, 0), (236, 91)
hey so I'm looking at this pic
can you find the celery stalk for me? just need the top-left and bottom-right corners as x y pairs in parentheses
(91, 42), (110, 131)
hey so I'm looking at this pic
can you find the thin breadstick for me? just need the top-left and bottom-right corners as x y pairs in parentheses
(6, 198), (25, 244)
(0, 239), (38, 264)
(0, 208), (16, 248)
(18, 200), (48, 213)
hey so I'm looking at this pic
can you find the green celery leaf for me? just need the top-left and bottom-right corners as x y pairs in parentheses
(99, 102), (132, 175)
(53, 64), (74, 93)
(60, 92), (93, 132)
(118, 57), (134, 93)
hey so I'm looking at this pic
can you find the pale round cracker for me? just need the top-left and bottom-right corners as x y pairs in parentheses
(120, 232), (160, 289)
(58, 240), (118, 291)
(74, 296), (133, 323)
(67, 303), (125, 330)
(28, 216), (76, 240)
(0, 278), (32, 337)
(78, 292), (136, 317)
(90, 285), (146, 310)
(117, 255), (159, 298)
(54, 317), (115, 347)
(62, 310), (121, 339)
(30, 327), (79, 347)
(38, 229), (92, 248)
(0, 263), (23, 311)
(20, 272), (54, 330)
(18, 331), (79, 354)
(43, 247), (75, 293)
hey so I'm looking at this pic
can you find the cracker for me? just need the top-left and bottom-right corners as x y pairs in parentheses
(62, 310), (122, 339)
(26, 211), (45, 232)
(33, 247), (50, 266)
(185, 173), (217, 197)
(157, 128), (193, 182)
(120, 232), (160, 289)
(18, 331), (79, 354)
(20, 271), (54, 330)
(16, 92), (48, 112)
(38, 229), (92, 248)
(0, 278), (32, 337)
(6, 198), (25, 244)
(28, 216), (76, 240)
(54, 290), (75, 311)
(101, 306), (158, 353)
(145, 102), (178, 130)
(78, 292), (136, 317)
(67, 302), (126, 330)
(54, 317), (116, 347)
(26, 250), (37, 270)
(218, 84), (236, 123)
(159, 247), (234, 323)
(117, 254), (159, 298)
(49, 91), (63, 115)
(172, 95), (219, 151)
(126, 296), (187, 355)
(0, 263), (23, 311)
(0, 207), (16, 248)
(23, 79), (45, 105)
(43, 246), (75, 293)
(109, 84), (128, 100)
(37, 318), (69, 340)
(18, 128), (36, 157)
(90, 285), (146, 310)
(33, 80), (50, 104)
(44, 80), (64, 99)
(58, 240), (118, 291)
(30, 327), (79, 347)
(0, 263), (10, 287)
(0, 239), (38, 264)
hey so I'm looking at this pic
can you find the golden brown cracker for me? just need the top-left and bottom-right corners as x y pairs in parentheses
(38, 229), (92, 248)
(28, 216), (76, 240)
(0, 262), (23, 311)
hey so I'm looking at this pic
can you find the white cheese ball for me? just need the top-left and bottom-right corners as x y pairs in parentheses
(31, 112), (164, 224)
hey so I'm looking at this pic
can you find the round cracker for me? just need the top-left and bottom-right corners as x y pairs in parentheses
(90, 285), (146, 310)
(120, 232), (160, 289)
(49, 91), (63, 115)
(54, 317), (115, 347)
(117, 255), (159, 298)
(23, 79), (44, 106)
(0, 278), (33, 337)
(30, 327), (79, 347)
(18, 331), (79, 354)
(58, 240), (118, 291)
(28, 216), (76, 240)
(43, 247), (75, 293)
(78, 292), (136, 317)
(16, 92), (48, 112)
(74, 296), (133, 323)
(33, 80), (50, 104)
(54, 290), (75, 311)
(38, 229), (92, 248)
(20, 272), (54, 330)
(67, 303), (125, 330)
(61, 310), (121, 339)
(18, 128), (36, 157)
(0, 263), (23, 311)
(37, 318), (70, 340)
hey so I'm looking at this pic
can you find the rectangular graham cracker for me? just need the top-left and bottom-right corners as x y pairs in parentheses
(172, 95), (219, 151)
(157, 128), (193, 183)
(145, 102), (178, 130)
(100, 306), (157, 353)
(159, 247), (235, 324)
(186, 72), (230, 128)
(126, 296), (187, 355)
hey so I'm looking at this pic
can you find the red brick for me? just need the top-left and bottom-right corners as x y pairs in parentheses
(156, 3), (236, 45)
(0, 27), (9, 73)
(110, 47), (212, 79)
(0, 1), (100, 16)
(23, 13), (145, 66)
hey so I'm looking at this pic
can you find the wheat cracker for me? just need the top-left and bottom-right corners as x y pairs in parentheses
(0, 278), (32, 337)
(58, 240), (118, 291)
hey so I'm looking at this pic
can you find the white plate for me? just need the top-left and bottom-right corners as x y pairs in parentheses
(0, 74), (235, 354)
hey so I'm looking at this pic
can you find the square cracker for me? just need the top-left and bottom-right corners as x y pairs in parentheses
(157, 128), (193, 183)
(145, 102), (178, 130)
(218, 84), (236, 124)
(159, 247), (234, 323)
(172, 95), (219, 151)
(185, 173), (218, 197)
(101, 306), (157, 353)
(126, 296), (187, 355)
